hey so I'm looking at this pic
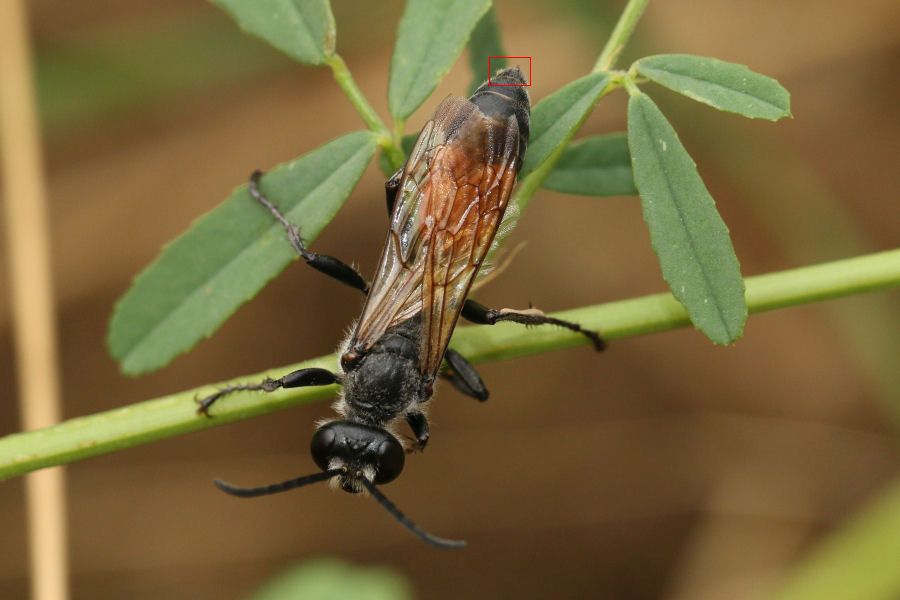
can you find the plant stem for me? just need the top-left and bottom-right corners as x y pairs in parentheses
(1, 248), (898, 481)
(512, 0), (649, 212)
(594, 0), (650, 72)
(327, 54), (385, 134)
(327, 54), (405, 170)
(0, 1), (69, 597)
(622, 75), (642, 97)
(512, 78), (618, 213)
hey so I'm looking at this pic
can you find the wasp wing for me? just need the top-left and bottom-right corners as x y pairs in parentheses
(350, 96), (521, 379)
(418, 111), (521, 376)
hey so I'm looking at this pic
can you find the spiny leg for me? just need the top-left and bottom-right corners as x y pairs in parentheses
(442, 348), (489, 401)
(462, 299), (606, 351)
(196, 367), (338, 417)
(249, 170), (368, 294)
(406, 411), (429, 451)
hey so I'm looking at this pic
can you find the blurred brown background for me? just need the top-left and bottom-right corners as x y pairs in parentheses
(1, 0), (898, 598)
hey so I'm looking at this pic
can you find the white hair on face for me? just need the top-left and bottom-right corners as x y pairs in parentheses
(326, 458), (375, 493)
(360, 465), (376, 485)
(326, 457), (345, 490)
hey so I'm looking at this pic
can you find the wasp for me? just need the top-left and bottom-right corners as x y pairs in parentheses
(199, 67), (604, 548)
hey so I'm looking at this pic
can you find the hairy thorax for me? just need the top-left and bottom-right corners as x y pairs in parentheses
(338, 317), (429, 427)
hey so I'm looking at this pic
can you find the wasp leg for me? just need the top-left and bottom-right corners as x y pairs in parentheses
(196, 367), (338, 417)
(462, 299), (606, 351)
(385, 169), (402, 216)
(406, 411), (429, 451)
(405, 411), (430, 451)
(249, 170), (368, 294)
(442, 348), (489, 401)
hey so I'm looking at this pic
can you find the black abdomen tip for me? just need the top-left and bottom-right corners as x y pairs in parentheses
(469, 67), (531, 149)
(490, 66), (527, 86)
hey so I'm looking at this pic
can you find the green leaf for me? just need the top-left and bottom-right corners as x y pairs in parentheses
(627, 92), (746, 343)
(251, 559), (412, 600)
(388, 0), (491, 120)
(212, 0), (336, 66)
(543, 133), (637, 196)
(467, 6), (506, 94)
(37, 15), (292, 133)
(635, 54), (791, 121)
(521, 72), (609, 176)
(770, 478), (900, 600)
(108, 131), (377, 374)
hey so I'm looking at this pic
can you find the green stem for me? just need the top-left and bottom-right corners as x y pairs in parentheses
(327, 54), (384, 134)
(622, 75), (642, 97)
(512, 0), (648, 212)
(327, 54), (404, 170)
(512, 78), (619, 212)
(594, 0), (650, 72)
(1, 249), (898, 481)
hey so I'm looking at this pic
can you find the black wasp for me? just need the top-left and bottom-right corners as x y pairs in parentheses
(199, 67), (604, 549)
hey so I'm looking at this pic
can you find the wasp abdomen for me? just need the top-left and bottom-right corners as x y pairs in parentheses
(469, 67), (530, 156)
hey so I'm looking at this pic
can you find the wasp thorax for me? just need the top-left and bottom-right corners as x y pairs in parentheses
(341, 349), (421, 422)
(310, 421), (405, 493)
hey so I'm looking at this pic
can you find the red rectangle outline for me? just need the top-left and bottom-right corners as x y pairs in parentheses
(487, 56), (532, 87)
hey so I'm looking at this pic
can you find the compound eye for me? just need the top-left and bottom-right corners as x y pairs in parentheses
(310, 425), (338, 472)
(374, 436), (405, 484)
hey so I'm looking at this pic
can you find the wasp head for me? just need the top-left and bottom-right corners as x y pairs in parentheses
(310, 421), (405, 493)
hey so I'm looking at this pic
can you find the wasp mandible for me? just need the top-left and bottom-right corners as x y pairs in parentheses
(199, 68), (604, 548)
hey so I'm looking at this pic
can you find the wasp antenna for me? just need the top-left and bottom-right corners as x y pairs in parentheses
(361, 479), (466, 549)
(214, 468), (342, 498)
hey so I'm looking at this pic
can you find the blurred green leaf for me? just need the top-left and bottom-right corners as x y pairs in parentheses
(521, 72), (609, 176)
(108, 132), (376, 374)
(627, 92), (746, 343)
(400, 132), (418, 156)
(251, 559), (412, 600)
(213, 0), (336, 65)
(37, 15), (290, 133)
(635, 54), (791, 121)
(770, 478), (900, 600)
(543, 133), (636, 196)
(388, 0), (491, 119)
(467, 6), (506, 94)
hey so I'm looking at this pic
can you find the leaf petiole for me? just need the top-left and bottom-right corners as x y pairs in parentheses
(327, 54), (405, 170)
(594, 0), (650, 72)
